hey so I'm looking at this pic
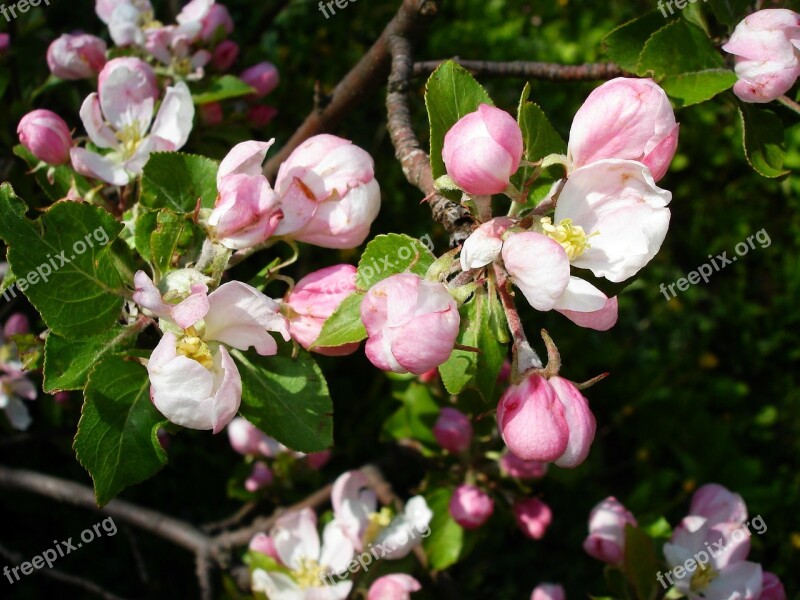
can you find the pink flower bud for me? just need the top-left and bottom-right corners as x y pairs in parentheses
(53, 392), (71, 404)
(245, 462), (273, 492)
(200, 102), (223, 125)
(200, 4), (234, 41)
(212, 39), (239, 71)
(240, 62), (279, 98)
(361, 273), (460, 375)
(497, 374), (569, 462)
(722, 9), (800, 103)
(0, 34), (9, 55)
(432, 407), (473, 453)
(500, 451), (548, 480)
(98, 58), (158, 107)
(760, 572), (787, 600)
(209, 173), (282, 250)
(246, 105), (278, 127)
(689, 483), (747, 526)
(285, 264), (359, 356)
(548, 376), (596, 468)
(449, 484), (494, 529)
(156, 427), (170, 451)
(304, 450), (331, 470)
(460, 217), (513, 271)
(17, 110), (72, 165)
(531, 584), (566, 600)
(274, 134), (381, 248)
(513, 497), (552, 540)
(47, 33), (107, 80)
(368, 574), (422, 600)
(227, 417), (266, 456)
(249, 533), (282, 563)
(568, 78), (679, 181)
(442, 104), (523, 195)
(3, 313), (30, 337)
(582, 496), (637, 566)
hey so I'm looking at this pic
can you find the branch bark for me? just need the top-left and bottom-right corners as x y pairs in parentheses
(263, 0), (442, 179)
(413, 59), (626, 81)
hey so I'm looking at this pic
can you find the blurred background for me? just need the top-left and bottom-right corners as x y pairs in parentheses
(0, 0), (798, 597)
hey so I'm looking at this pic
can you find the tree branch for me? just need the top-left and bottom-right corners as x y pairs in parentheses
(412, 59), (626, 81)
(386, 29), (474, 247)
(263, 0), (442, 180)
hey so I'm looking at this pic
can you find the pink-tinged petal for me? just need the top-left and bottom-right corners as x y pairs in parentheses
(3, 396), (32, 431)
(555, 159), (671, 282)
(98, 57), (158, 132)
(760, 572), (787, 600)
(502, 232), (570, 311)
(513, 498), (553, 540)
(150, 81), (195, 150)
(10, 377), (37, 401)
(217, 140), (274, 183)
(531, 584), (565, 600)
(176, 0), (214, 25)
(460, 217), (513, 271)
(286, 265), (357, 320)
(643, 123), (679, 182)
(497, 374), (570, 462)
(271, 179), (317, 237)
(732, 60), (800, 103)
(391, 307), (460, 374)
(79, 93), (118, 149)
(368, 574), (422, 600)
(17, 109), (73, 165)
(209, 346), (241, 434)
(706, 561), (763, 600)
(499, 452), (548, 480)
(70, 147), (130, 185)
(449, 484), (494, 529)
(204, 281), (290, 354)
(132, 270), (172, 320)
(364, 331), (404, 373)
(171, 283), (210, 329)
(209, 173), (282, 250)
(552, 276), (608, 313)
(319, 520), (356, 575)
(331, 470), (377, 550)
(249, 533), (282, 563)
(710, 521), (751, 568)
(271, 508), (321, 572)
(433, 407), (473, 454)
(251, 569), (302, 599)
(550, 376), (596, 468)
(558, 295), (618, 331)
(374, 496), (432, 559)
(689, 483), (748, 526)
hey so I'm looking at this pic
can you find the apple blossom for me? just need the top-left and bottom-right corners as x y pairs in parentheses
(284, 264), (359, 356)
(368, 574), (422, 600)
(144, 25), (212, 79)
(689, 483), (748, 527)
(432, 407), (473, 453)
(211, 39), (239, 71)
(245, 462), (273, 492)
(513, 497), (552, 540)
(3, 313), (30, 338)
(499, 451), (548, 480)
(200, 3), (234, 41)
(332, 470), (432, 558)
(17, 110), (73, 165)
(251, 508), (354, 600)
(459, 217), (513, 271)
(449, 484), (494, 529)
(361, 273), (460, 375)
(442, 104), (523, 195)
(531, 583), (566, 600)
(0, 367), (36, 431)
(662, 516), (762, 599)
(582, 497), (637, 566)
(227, 416), (280, 456)
(568, 78), (679, 181)
(134, 271), (290, 432)
(249, 533), (282, 563)
(274, 134), (381, 248)
(96, 0), (155, 47)
(71, 58), (194, 185)
(722, 9), (800, 103)
(47, 33), (107, 80)
(760, 572), (787, 600)
(240, 62), (280, 98)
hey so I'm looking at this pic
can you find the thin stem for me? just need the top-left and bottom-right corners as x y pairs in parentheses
(491, 262), (542, 376)
(412, 59), (626, 81)
(777, 94), (800, 116)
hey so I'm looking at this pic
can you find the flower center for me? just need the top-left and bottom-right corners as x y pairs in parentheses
(176, 335), (213, 369)
(364, 507), (394, 545)
(293, 558), (325, 588)
(690, 563), (719, 591)
(540, 217), (594, 261)
(116, 122), (146, 160)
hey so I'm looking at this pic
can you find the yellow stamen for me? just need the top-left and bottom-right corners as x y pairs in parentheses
(690, 563), (719, 591)
(176, 336), (214, 369)
(540, 217), (595, 261)
(294, 558), (325, 588)
(363, 507), (394, 545)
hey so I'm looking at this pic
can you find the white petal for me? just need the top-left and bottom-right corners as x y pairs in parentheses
(319, 520), (355, 575)
(4, 396), (32, 431)
(501, 232), (570, 312)
(552, 276), (608, 312)
(251, 570), (304, 600)
(70, 148), (130, 185)
(271, 508), (321, 572)
(150, 82), (195, 150)
(79, 93), (118, 149)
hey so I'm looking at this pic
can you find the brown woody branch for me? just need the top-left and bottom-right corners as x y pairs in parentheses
(413, 59), (627, 81)
(263, 0), (442, 179)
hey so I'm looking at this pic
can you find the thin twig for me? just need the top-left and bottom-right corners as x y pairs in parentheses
(412, 58), (627, 81)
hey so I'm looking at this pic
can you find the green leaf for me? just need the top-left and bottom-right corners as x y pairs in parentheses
(381, 381), (439, 452)
(602, 10), (672, 73)
(150, 210), (205, 275)
(661, 69), (737, 107)
(312, 293), (367, 350)
(43, 325), (141, 392)
(133, 208), (159, 264)
(423, 488), (465, 570)
(140, 152), (219, 213)
(512, 83), (566, 190)
(638, 20), (724, 79)
(11, 334), (43, 372)
(234, 346), (333, 453)
(191, 75), (255, 104)
(425, 60), (494, 179)
(356, 234), (436, 290)
(74, 356), (168, 506)
(0, 185), (126, 337)
(438, 288), (505, 401)
(738, 102), (790, 178)
(13, 145), (93, 204)
(706, 0), (751, 26)
(622, 524), (660, 600)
